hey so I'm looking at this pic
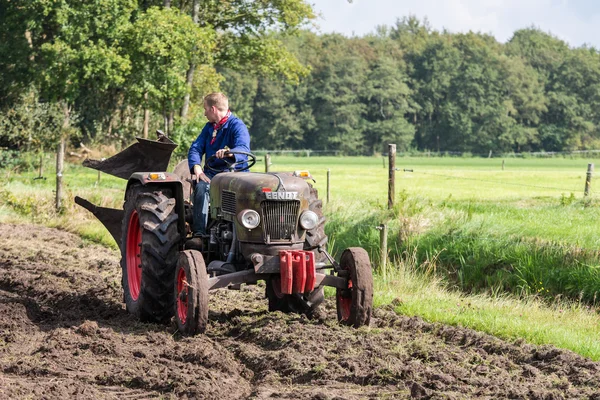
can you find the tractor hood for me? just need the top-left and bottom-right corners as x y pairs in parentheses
(210, 172), (311, 211)
(210, 172), (312, 244)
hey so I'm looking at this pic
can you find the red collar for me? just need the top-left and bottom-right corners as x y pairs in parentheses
(210, 110), (231, 145)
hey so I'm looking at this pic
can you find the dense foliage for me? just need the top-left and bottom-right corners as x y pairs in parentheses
(0, 0), (314, 151)
(2, 6), (600, 155)
(223, 18), (600, 155)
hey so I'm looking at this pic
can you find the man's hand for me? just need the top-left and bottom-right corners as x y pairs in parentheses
(215, 148), (233, 159)
(193, 164), (210, 183)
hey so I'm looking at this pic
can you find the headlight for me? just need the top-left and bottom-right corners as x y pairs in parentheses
(299, 210), (318, 230)
(238, 209), (260, 229)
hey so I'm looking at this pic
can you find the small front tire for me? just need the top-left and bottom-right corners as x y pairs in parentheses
(174, 250), (209, 335)
(336, 247), (373, 328)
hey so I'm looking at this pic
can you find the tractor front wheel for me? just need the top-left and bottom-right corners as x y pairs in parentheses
(174, 250), (209, 335)
(120, 186), (180, 323)
(336, 247), (373, 328)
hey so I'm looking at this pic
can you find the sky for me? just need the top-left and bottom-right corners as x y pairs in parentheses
(309, 0), (600, 48)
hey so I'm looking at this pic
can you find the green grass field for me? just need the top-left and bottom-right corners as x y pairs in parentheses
(2, 152), (600, 359)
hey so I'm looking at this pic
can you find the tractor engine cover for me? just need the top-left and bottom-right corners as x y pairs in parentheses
(209, 172), (312, 246)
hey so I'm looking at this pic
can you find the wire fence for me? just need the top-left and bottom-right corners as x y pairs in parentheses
(400, 169), (582, 193)
(254, 148), (600, 158)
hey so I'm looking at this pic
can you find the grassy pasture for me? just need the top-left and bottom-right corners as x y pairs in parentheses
(2, 153), (600, 359)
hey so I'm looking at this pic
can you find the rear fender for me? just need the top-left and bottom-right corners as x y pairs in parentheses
(126, 172), (187, 243)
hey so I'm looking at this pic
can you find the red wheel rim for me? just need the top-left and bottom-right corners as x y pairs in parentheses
(176, 267), (188, 323)
(338, 278), (353, 321)
(126, 210), (142, 301)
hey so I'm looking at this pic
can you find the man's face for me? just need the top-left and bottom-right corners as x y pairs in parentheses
(204, 103), (218, 123)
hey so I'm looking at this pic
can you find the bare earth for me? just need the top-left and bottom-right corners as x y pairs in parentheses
(1, 223), (600, 399)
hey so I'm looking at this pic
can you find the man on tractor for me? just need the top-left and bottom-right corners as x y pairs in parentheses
(188, 92), (251, 242)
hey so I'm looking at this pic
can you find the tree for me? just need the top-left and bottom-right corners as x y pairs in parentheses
(124, 6), (214, 134)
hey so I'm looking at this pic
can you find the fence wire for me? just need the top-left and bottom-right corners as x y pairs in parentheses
(399, 169), (585, 194)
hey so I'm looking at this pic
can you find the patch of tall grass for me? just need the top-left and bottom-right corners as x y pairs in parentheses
(374, 255), (600, 360)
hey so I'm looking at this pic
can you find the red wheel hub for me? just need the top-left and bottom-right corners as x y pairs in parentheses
(177, 267), (189, 323)
(338, 278), (353, 321)
(126, 210), (142, 301)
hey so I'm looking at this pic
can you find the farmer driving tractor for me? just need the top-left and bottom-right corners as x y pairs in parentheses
(187, 92), (251, 246)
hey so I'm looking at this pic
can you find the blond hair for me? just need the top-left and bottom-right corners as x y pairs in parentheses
(203, 92), (229, 112)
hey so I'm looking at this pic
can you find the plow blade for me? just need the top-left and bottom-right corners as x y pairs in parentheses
(74, 196), (124, 247)
(83, 136), (178, 180)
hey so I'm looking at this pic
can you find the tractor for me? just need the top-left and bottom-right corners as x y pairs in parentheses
(75, 134), (373, 335)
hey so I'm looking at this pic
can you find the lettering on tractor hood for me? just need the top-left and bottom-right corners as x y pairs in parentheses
(265, 191), (299, 200)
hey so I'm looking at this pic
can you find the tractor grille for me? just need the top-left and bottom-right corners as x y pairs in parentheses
(261, 200), (300, 241)
(222, 190), (236, 214)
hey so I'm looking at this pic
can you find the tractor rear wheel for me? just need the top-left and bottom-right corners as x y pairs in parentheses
(120, 185), (180, 323)
(265, 276), (324, 316)
(174, 250), (209, 335)
(336, 247), (373, 328)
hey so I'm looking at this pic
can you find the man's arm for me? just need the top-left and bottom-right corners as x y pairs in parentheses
(188, 125), (211, 182)
(225, 119), (251, 163)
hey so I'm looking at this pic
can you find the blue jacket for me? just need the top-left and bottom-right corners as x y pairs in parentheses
(187, 114), (251, 178)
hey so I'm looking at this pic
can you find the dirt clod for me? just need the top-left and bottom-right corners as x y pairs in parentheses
(1, 223), (600, 399)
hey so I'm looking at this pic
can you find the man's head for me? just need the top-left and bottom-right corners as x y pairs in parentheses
(203, 92), (229, 123)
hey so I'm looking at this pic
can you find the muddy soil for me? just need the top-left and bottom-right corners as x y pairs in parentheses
(1, 223), (599, 399)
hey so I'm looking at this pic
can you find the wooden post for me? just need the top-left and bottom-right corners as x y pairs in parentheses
(388, 144), (396, 209)
(55, 138), (65, 211)
(38, 153), (44, 178)
(96, 170), (101, 186)
(379, 223), (388, 280)
(502, 159), (505, 171)
(327, 168), (331, 204)
(585, 163), (594, 196)
(265, 153), (271, 173)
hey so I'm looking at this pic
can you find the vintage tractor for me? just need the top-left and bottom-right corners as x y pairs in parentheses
(75, 135), (373, 335)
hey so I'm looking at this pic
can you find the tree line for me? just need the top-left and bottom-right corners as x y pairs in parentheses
(0, 0), (313, 156)
(223, 18), (600, 155)
(1, 4), (600, 157)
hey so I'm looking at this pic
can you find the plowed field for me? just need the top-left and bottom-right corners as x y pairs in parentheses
(1, 223), (599, 399)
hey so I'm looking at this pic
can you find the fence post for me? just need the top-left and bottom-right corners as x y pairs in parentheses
(327, 168), (331, 204)
(265, 153), (271, 173)
(38, 153), (44, 178)
(388, 144), (396, 209)
(502, 159), (505, 171)
(378, 223), (388, 280)
(55, 138), (65, 211)
(585, 163), (594, 196)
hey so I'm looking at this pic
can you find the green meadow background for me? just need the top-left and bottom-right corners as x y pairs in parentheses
(2, 153), (600, 359)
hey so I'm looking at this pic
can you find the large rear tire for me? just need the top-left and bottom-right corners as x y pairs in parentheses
(174, 250), (209, 335)
(336, 247), (373, 328)
(120, 185), (180, 323)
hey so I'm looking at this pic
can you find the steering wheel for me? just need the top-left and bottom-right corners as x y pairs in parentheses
(205, 151), (256, 173)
